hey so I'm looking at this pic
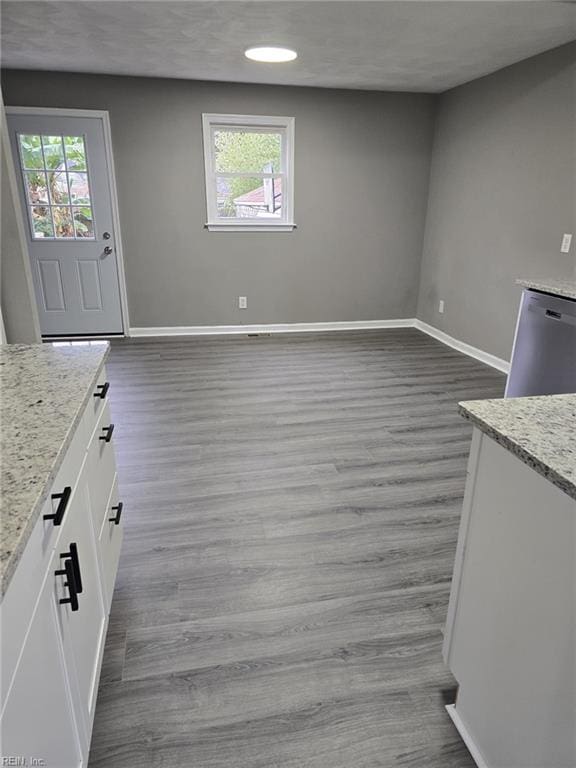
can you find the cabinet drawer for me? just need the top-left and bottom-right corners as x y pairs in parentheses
(1, 426), (88, 702)
(83, 366), (111, 444)
(98, 476), (123, 612)
(87, 401), (117, 535)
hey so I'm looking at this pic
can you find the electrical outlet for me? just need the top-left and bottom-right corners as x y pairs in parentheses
(561, 234), (572, 254)
(438, 300), (445, 314)
(238, 296), (247, 309)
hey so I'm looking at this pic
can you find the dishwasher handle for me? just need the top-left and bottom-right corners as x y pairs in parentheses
(545, 309), (562, 320)
(527, 303), (576, 327)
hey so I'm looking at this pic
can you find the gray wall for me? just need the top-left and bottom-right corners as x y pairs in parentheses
(1, 71), (435, 328)
(417, 42), (576, 361)
(3, 44), (574, 349)
(1, 99), (41, 343)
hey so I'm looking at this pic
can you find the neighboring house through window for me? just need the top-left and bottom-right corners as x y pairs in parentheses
(202, 113), (295, 231)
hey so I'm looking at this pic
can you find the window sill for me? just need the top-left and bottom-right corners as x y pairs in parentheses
(205, 222), (297, 233)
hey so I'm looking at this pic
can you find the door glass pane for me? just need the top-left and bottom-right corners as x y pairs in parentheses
(19, 135), (43, 169)
(72, 207), (94, 238)
(47, 171), (70, 204)
(68, 172), (90, 204)
(24, 171), (49, 205)
(30, 206), (54, 238)
(53, 207), (74, 238)
(41, 136), (65, 170)
(64, 136), (87, 170)
(214, 130), (282, 173)
(18, 133), (96, 241)
(216, 175), (283, 219)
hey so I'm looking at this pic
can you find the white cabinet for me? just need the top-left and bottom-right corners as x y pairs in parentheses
(443, 429), (575, 768)
(0, 418), (90, 705)
(86, 401), (117, 533)
(0, 558), (83, 768)
(86, 397), (123, 612)
(0, 365), (122, 767)
(98, 475), (123, 611)
(56, 470), (107, 741)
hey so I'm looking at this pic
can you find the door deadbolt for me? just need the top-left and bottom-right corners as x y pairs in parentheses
(103, 231), (111, 240)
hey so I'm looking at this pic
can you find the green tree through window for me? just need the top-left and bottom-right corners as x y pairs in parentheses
(215, 130), (281, 200)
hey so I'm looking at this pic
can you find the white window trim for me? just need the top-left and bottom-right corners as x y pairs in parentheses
(202, 113), (295, 232)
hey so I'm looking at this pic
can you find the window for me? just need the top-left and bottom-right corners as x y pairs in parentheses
(202, 114), (295, 232)
(17, 134), (95, 240)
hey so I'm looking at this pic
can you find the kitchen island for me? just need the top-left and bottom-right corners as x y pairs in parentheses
(443, 393), (575, 768)
(0, 343), (123, 767)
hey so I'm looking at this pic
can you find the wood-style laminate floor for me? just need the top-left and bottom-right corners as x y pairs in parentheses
(88, 329), (505, 768)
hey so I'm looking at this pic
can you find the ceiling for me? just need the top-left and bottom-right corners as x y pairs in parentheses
(2, 1), (575, 93)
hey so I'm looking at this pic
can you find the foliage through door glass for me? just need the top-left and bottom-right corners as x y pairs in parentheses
(19, 134), (95, 239)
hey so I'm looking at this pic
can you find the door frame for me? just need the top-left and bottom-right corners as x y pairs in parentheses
(5, 106), (131, 337)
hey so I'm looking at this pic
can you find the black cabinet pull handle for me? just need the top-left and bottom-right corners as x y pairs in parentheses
(109, 501), (123, 525)
(94, 381), (110, 399)
(99, 424), (115, 442)
(59, 542), (83, 594)
(57, 558), (79, 612)
(44, 486), (72, 526)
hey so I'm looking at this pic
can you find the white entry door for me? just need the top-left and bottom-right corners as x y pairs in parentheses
(7, 110), (124, 336)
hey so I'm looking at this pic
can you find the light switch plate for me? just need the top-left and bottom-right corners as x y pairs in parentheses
(238, 296), (247, 309)
(561, 234), (572, 253)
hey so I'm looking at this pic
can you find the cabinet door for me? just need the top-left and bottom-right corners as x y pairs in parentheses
(1, 419), (89, 703)
(55, 474), (106, 738)
(0, 567), (83, 768)
(99, 475), (123, 612)
(86, 400), (117, 535)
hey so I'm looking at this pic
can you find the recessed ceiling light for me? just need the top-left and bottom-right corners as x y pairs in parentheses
(245, 46), (297, 63)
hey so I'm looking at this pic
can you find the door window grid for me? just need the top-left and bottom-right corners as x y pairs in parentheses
(17, 134), (96, 240)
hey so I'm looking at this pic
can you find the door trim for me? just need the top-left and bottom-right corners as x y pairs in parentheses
(5, 106), (131, 337)
(1, 94), (42, 342)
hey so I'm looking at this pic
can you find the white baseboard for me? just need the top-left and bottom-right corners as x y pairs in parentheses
(129, 318), (415, 337)
(445, 704), (490, 768)
(414, 320), (510, 374)
(129, 318), (509, 375)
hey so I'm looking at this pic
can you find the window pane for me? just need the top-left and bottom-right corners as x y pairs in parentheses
(214, 130), (282, 174)
(42, 135), (65, 170)
(19, 135), (43, 169)
(52, 207), (74, 238)
(24, 171), (49, 205)
(72, 206), (94, 238)
(30, 206), (54, 238)
(68, 172), (91, 204)
(64, 136), (87, 170)
(47, 171), (70, 204)
(217, 176), (283, 219)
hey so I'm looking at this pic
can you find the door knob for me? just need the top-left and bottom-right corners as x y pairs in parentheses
(103, 245), (113, 256)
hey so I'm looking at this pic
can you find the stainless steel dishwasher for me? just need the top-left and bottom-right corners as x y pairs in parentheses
(505, 289), (576, 397)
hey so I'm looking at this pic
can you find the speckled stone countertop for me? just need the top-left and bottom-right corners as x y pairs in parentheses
(1, 344), (109, 596)
(517, 278), (576, 300)
(459, 394), (576, 501)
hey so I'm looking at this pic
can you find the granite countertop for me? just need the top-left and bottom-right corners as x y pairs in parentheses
(459, 394), (576, 501)
(1, 343), (109, 595)
(517, 278), (576, 300)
